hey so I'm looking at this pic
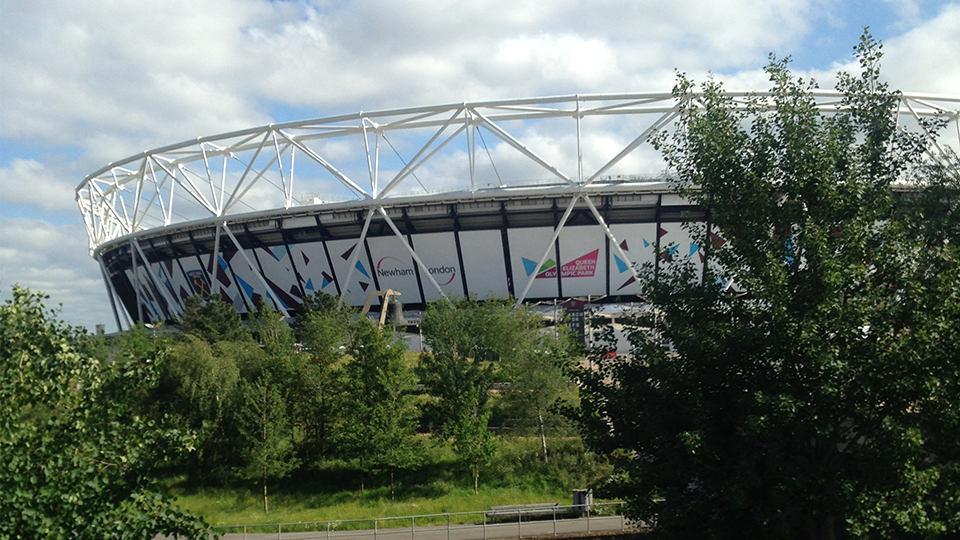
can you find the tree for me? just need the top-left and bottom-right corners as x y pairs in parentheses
(452, 388), (498, 495)
(295, 302), (352, 462)
(339, 318), (422, 495)
(0, 286), (210, 539)
(161, 335), (244, 482)
(237, 378), (299, 513)
(416, 298), (503, 493)
(415, 298), (501, 436)
(576, 35), (960, 539)
(179, 293), (248, 344)
(498, 306), (576, 464)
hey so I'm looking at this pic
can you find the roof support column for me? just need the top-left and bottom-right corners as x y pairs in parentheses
(515, 194), (580, 308)
(210, 222), (223, 295)
(378, 207), (449, 302)
(132, 238), (181, 319)
(581, 195), (642, 288)
(98, 254), (127, 332)
(221, 223), (291, 318)
(130, 241), (143, 323)
(339, 207), (376, 306)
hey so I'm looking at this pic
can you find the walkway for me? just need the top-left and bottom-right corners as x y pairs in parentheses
(214, 513), (632, 540)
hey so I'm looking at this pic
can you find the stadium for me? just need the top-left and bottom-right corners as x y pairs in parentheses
(76, 93), (960, 331)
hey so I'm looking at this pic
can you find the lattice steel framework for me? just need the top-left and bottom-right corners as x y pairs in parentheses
(76, 92), (960, 328)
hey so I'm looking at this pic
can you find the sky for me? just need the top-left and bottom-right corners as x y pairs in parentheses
(1, 0), (958, 332)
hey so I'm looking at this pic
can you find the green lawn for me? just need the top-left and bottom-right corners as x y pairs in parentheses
(168, 436), (610, 528)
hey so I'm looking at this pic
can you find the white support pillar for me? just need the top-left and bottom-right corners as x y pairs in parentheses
(220, 223), (291, 319)
(378, 207), (449, 301)
(132, 239), (182, 319)
(130, 240), (143, 323)
(210, 222), (223, 295)
(467, 109), (476, 192)
(339, 207), (376, 306)
(576, 96), (583, 184)
(98, 254), (127, 332)
(581, 195), (642, 287)
(515, 194), (581, 307)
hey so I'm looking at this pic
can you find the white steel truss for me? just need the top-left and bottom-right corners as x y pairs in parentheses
(76, 92), (960, 323)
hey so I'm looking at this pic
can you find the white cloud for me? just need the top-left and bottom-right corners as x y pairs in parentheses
(880, 3), (960, 95)
(883, 0), (923, 29)
(0, 216), (115, 332)
(0, 159), (78, 212)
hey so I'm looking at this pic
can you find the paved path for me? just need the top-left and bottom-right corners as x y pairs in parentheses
(213, 515), (631, 540)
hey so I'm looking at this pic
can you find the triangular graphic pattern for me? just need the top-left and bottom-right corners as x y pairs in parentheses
(236, 275), (255, 300)
(530, 250), (599, 280)
(355, 260), (370, 278)
(614, 255), (628, 274)
(617, 276), (636, 291)
(522, 257), (556, 277)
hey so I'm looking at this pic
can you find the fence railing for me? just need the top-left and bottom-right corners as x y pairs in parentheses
(211, 501), (630, 540)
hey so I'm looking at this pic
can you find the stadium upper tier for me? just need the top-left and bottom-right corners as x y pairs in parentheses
(76, 93), (960, 328)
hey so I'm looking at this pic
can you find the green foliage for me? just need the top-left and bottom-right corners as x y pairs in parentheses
(160, 335), (249, 482)
(452, 389), (498, 495)
(237, 378), (300, 513)
(577, 34), (960, 539)
(291, 306), (351, 462)
(0, 286), (211, 539)
(497, 306), (577, 464)
(164, 335), (241, 431)
(249, 302), (295, 359)
(179, 293), (249, 344)
(416, 298), (501, 432)
(339, 318), (423, 494)
(417, 298), (509, 492)
(296, 290), (341, 318)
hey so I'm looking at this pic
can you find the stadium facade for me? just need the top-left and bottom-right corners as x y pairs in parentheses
(76, 93), (960, 329)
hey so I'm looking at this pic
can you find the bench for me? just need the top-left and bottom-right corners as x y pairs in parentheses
(486, 503), (562, 522)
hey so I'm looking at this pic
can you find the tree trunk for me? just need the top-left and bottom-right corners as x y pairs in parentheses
(537, 405), (548, 463)
(262, 465), (268, 513)
(263, 388), (269, 513)
(473, 466), (479, 495)
(390, 468), (395, 499)
(810, 513), (836, 540)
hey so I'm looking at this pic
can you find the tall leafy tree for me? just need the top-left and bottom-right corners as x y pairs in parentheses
(498, 307), (576, 464)
(577, 35), (960, 539)
(295, 300), (352, 462)
(415, 298), (498, 437)
(452, 388), (498, 496)
(339, 318), (422, 495)
(160, 335), (246, 482)
(237, 378), (300, 513)
(179, 293), (248, 344)
(0, 286), (210, 539)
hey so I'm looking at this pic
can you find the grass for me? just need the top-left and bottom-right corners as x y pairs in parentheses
(167, 436), (611, 529)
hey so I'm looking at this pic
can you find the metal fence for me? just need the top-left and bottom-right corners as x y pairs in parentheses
(211, 501), (630, 540)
